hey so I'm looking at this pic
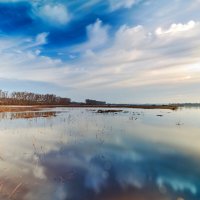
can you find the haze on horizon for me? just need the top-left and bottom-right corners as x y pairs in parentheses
(0, 0), (199, 104)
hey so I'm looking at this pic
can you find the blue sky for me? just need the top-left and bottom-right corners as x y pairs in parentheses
(0, 0), (200, 103)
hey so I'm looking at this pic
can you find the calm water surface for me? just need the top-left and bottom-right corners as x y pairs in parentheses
(0, 107), (200, 200)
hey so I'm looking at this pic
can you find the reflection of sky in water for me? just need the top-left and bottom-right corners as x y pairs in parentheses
(0, 108), (200, 200)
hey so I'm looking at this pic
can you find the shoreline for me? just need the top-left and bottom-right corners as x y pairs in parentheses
(0, 104), (178, 113)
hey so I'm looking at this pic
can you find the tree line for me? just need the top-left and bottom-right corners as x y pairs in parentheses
(0, 90), (71, 105)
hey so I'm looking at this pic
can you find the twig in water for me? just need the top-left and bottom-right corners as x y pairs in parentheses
(8, 183), (22, 199)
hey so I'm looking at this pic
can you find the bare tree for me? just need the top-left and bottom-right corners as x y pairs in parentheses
(0, 90), (71, 105)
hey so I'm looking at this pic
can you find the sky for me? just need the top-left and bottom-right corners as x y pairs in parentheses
(0, 0), (200, 103)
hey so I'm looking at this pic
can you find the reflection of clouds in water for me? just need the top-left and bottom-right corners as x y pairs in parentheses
(24, 183), (67, 200)
(85, 164), (108, 193)
(0, 108), (200, 200)
(33, 164), (46, 180)
(39, 139), (200, 200)
(0, 123), (69, 200)
(157, 176), (197, 195)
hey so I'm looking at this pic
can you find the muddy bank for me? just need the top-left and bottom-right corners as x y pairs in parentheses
(96, 109), (123, 113)
(0, 104), (178, 113)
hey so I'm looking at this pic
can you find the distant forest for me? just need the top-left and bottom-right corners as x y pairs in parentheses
(0, 90), (71, 105)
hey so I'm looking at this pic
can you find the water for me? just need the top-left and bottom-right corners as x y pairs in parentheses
(0, 107), (200, 200)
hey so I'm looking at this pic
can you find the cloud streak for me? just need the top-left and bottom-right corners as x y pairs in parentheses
(0, 0), (199, 103)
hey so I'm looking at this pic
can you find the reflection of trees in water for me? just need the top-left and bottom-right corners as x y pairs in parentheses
(0, 111), (58, 120)
(0, 112), (7, 119)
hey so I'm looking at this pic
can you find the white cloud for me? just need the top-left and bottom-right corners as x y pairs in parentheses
(0, 19), (200, 103)
(0, 1), (70, 25)
(0, 35), (66, 85)
(72, 19), (109, 52)
(87, 19), (109, 45)
(63, 20), (200, 103)
(109, 0), (138, 11)
(115, 25), (147, 49)
(20, 32), (49, 50)
(156, 21), (197, 35)
(38, 4), (69, 25)
(35, 32), (49, 46)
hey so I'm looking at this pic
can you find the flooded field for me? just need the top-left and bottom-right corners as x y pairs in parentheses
(0, 107), (200, 200)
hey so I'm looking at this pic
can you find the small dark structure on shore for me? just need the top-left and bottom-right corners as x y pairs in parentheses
(56, 97), (71, 104)
(85, 99), (106, 105)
